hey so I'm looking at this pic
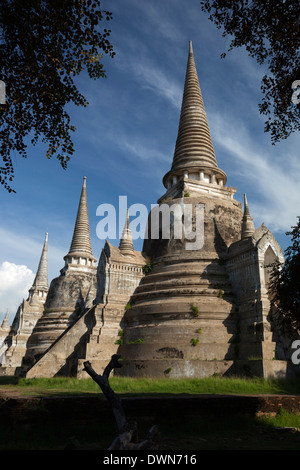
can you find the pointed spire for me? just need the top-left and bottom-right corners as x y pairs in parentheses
(241, 194), (255, 239)
(32, 232), (48, 291)
(66, 177), (95, 259)
(119, 209), (134, 256)
(163, 41), (227, 189)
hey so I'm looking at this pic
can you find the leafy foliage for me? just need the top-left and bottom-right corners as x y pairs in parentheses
(142, 262), (152, 274)
(0, 0), (115, 192)
(269, 217), (300, 333)
(200, 0), (300, 143)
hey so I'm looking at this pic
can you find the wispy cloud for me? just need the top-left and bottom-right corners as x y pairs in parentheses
(210, 111), (300, 232)
(113, 0), (186, 48)
(0, 227), (65, 285)
(133, 62), (182, 109)
(116, 133), (171, 164)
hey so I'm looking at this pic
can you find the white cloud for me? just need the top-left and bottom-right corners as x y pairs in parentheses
(0, 261), (35, 324)
(0, 228), (66, 324)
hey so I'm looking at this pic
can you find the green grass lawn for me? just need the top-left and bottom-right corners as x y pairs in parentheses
(1, 375), (300, 397)
(1, 376), (300, 450)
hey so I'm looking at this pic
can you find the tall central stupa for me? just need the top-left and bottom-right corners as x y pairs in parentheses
(117, 41), (244, 377)
(163, 41), (228, 194)
(117, 41), (286, 379)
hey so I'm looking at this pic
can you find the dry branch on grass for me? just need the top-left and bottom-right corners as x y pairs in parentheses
(83, 354), (159, 450)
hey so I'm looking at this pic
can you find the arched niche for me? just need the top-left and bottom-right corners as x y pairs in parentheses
(263, 245), (278, 296)
(254, 224), (284, 297)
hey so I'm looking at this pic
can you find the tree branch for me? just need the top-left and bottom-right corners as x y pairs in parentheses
(83, 355), (159, 450)
(83, 355), (127, 433)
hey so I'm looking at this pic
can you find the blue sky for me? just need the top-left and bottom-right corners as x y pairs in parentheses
(1, 0), (299, 324)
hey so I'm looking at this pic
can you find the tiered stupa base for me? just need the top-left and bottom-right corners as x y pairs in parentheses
(117, 259), (238, 378)
(117, 192), (244, 378)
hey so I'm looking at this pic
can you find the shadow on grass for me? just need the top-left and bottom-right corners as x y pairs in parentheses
(0, 376), (19, 385)
(1, 411), (300, 450)
(1, 375), (300, 450)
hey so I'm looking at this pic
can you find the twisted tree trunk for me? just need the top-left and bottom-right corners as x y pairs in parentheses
(83, 355), (159, 450)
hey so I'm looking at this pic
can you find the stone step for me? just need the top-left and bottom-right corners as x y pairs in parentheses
(141, 268), (230, 283)
(131, 287), (235, 303)
(136, 278), (232, 293)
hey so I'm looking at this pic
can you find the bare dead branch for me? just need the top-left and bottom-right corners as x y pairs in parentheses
(83, 355), (159, 450)
(83, 355), (127, 432)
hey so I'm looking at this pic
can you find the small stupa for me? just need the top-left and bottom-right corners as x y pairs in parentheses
(23, 177), (97, 368)
(0, 233), (49, 373)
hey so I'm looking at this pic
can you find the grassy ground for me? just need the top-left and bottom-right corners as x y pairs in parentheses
(1, 406), (300, 450)
(1, 376), (300, 450)
(158, 410), (300, 450)
(1, 375), (300, 397)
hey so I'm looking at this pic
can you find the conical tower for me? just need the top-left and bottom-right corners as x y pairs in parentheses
(0, 235), (49, 372)
(119, 209), (134, 256)
(28, 232), (48, 303)
(161, 41), (231, 201)
(241, 194), (255, 239)
(62, 176), (96, 273)
(118, 42), (244, 379)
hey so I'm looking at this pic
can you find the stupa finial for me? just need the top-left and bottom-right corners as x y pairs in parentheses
(66, 177), (95, 259)
(162, 41), (227, 190)
(241, 194), (255, 239)
(119, 209), (134, 256)
(31, 232), (48, 291)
